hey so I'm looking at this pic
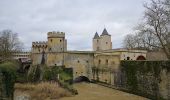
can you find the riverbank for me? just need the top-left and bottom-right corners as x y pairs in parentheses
(60, 82), (149, 100)
(14, 82), (72, 100)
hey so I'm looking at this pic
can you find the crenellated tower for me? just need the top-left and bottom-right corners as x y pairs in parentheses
(47, 31), (67, 52)
(32, 41), (48, 53)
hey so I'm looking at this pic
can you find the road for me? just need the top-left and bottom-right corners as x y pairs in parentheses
(60, 83), (149, 100)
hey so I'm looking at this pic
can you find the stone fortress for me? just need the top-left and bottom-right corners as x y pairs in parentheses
(31, 28), (147, 82)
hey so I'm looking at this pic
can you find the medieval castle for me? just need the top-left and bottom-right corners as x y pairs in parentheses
(31, 28), (147, 82)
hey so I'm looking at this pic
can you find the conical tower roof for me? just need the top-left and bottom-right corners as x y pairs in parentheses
(93, 32), (100, 39)
(101, 28), (110, 36)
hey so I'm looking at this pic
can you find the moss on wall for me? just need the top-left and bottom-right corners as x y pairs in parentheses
(92, 61), (170, 99)
(120, 61), (170, 100)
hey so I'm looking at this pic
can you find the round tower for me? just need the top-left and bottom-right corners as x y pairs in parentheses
(99, 28), (112, 51)
(93, 32), (100, 51)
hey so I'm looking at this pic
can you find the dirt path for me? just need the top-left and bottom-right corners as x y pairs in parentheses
(60, 83), (149, 100)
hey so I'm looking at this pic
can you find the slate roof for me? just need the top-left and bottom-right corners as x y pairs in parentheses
(101, 28), (110, 36)
(93, 32), (100, 39)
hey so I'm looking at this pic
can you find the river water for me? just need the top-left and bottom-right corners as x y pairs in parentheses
(60, 83), (149, 100)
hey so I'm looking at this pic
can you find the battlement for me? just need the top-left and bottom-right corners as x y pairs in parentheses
(32, 41), (48, 47)
(47, 31), (65, 38)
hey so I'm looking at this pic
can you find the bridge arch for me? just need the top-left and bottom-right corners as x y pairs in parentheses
(136, 55), (146, 60)
(73, 76), (90, 83)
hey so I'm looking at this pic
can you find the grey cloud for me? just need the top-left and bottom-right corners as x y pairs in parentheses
(0, 0), (147, 51)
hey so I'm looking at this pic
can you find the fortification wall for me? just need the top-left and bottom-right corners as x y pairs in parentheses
(31, 53), (46, 65)
(93, 53), (120, 84)
(119, 61), (170, 100)
(92, 61), (170, 100)
(46, 53), (65, 66)
(147, 51), (168, 60)
(64, 53), (94, 79)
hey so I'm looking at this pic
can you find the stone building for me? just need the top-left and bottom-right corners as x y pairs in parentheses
(12, 52), (31, 61)
(93, 28), (112, 51)
(31, 28), (147, 80)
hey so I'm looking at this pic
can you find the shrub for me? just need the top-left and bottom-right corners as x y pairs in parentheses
(0, 62), (18, 98)
(14, 82), (72, 99)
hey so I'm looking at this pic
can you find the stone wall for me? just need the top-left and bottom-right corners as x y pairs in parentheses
(64, 52), (94, 79)
(92, 53), (120, 84)
(92, 61), (170, 100)
(119, 61), (170, 100)
(147, 51), (168, 61)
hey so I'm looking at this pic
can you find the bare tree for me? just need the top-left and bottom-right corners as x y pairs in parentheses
(136, 24), (161, 50)
(0, 29), (23, 61)
(123, 34), (136, 49)
(124, 0), (170, 59)
(143, 0), (170, 59)
(123, 32), (156, 50)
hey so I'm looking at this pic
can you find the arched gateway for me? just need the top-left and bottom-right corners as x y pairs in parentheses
(73, 76), (90, 83)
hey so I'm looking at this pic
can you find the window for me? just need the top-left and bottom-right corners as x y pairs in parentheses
(76, 72), (78, 74)
(60, 39), (62, 42)
(97, 40), (99, 43)
(106, 42), (108, 44)
(77, 60), (80, 63)
(50, 39), (53, 42)
(127, 57), (130, 60)
(49, 48), (51, 51)
(106, 59), (108, 65)
(98, 59), (101, 64)
(61, 48), (62, 50)
(86, 60), (89, 63)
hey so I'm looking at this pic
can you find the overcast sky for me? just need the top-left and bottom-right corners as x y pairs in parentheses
(0, 0), (147, 51)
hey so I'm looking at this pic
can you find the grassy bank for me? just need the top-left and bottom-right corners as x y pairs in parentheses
(14, 82), (72, 100)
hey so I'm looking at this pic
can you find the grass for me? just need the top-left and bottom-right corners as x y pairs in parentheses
(14, 82), (72, 100)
